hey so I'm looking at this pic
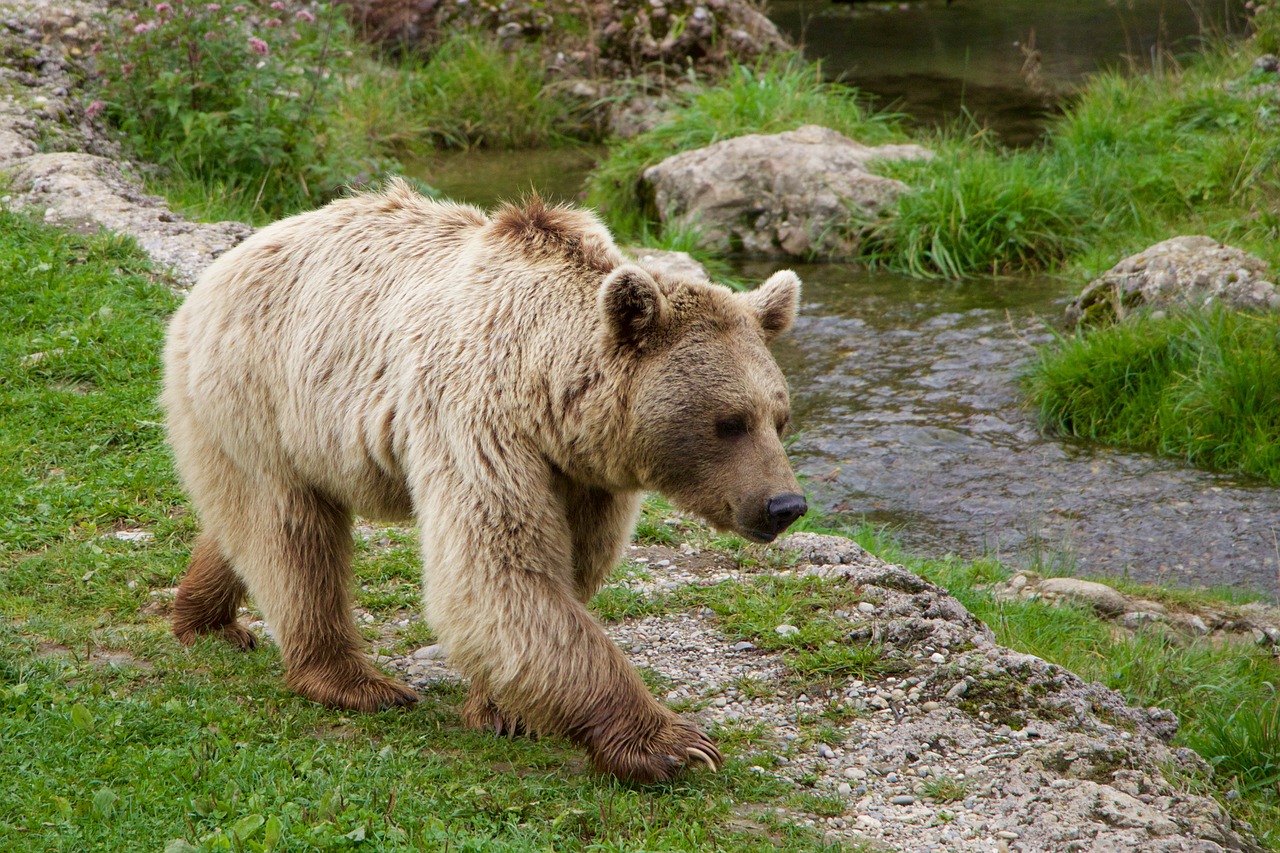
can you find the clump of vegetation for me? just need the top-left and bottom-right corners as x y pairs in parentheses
(94, 0), (377, 221)
(1024, 308), (1280, 485)
(861, 139), (1088, 278)
(337, 33), (586, 153)
(585, 56), (904, 243)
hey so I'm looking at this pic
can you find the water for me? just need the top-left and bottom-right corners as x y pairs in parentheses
(756, 262), (1280, 598)
(770, 0), (1247, 144)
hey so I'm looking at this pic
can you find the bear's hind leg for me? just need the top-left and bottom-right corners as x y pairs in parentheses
(260, 487), (420, 712)
(173, 534), (257, 651)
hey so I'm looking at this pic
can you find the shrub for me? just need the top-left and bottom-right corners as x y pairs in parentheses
(94, 0), (374, 219)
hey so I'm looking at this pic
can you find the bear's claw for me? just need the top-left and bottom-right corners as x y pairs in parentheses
(593, 717), (723, 783)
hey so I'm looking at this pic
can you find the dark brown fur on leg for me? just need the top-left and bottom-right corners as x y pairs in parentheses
(272, 488), (419, 711)
(462, 677), (526, 737)
(172, 534), (257, 650)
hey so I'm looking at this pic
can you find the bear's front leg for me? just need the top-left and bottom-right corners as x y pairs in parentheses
(449, 574), (720, 781)
(423, 528), (720, 781)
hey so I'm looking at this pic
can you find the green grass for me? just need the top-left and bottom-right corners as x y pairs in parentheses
(0, 210), (844, 852)
(1024, 308), (1280, 485)
(585, 56), (905, 244)
(582, 12), (1280, 278)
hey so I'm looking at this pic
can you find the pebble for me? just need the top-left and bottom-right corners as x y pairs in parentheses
(890, 795), (917, 806)
(412, 644), (446, 660)
(731, 641), (756, 651)
(816, 743), (836, 759)
(775, 624), (799, 636)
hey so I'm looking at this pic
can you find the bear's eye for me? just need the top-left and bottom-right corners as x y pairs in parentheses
(715, 416), (750, 439)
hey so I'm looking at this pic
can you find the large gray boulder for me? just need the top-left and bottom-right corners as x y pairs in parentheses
(642, 124), (931, 259)
(1066, 236), (1280, 326)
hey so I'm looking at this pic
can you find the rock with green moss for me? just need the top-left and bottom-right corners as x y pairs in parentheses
(1066, 236), (1280, 327)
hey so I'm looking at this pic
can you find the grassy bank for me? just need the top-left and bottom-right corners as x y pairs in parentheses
(1025, 308), (1280, 485)
(4, 208), (1280, 848)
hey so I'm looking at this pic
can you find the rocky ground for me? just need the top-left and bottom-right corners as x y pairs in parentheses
(4, 0), (1276, 849)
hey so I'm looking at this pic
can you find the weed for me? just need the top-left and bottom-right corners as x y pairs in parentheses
(94, 0), (374, 220)
(921, 776), (969, 804)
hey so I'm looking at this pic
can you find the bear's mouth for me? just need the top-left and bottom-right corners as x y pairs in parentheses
(741, 528), (779, 544)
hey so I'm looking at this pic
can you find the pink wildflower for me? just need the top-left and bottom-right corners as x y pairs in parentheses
(85, 100), (106, 119)
(270, 1), (284, 8)
(294, 8), (314, 22)
(155, 2), (172, 12)
(248, 35), (269, 55)
(263, 16), (281, 26)
(121, 62), (135, 75)
(134, 21), (156, 33)
(205, 2), (220, 9)
(234, 4), (246, 10)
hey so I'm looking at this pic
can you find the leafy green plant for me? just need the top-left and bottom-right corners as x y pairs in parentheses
(94, 0), (371, 219)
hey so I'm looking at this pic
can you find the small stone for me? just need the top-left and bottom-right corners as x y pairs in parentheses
(945, 681), (969, 699)
(843, 767), (867, 780)
(837, 782), (852, 796)
(775, 624), (799, 637)
(712, 697), (728, 707)
(995, 830), (1019, 840)
(816, 743), (836, 759)
(857, 602), (877, 614)
(921, 701), (941, 712)
(731, 641), (756, 652)
(929, 652), (946, 664)
(890, 795), (916, 806)
(412, 644), (446, 660)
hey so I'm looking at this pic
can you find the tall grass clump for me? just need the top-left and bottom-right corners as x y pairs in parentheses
(585, 56), (904, 243)
(1025, 309), (1280, 485)
(338, 34), (584, 153)
(94, 0), (378, 222)
(862, 139), (1090, 278)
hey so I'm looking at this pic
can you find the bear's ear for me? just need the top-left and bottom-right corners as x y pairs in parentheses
(740, 270), (801, 342)
(599, 265), (669, 348)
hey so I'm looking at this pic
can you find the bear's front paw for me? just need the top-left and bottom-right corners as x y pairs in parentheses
(592, 717), (723, 784)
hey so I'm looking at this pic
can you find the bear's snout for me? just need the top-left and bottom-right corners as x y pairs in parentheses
(766, 492), (807, 531)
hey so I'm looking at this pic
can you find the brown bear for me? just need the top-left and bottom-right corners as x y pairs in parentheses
(161, 179), (806, 782)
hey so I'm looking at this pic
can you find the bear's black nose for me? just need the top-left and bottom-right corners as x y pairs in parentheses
(765, 493), (807, 533)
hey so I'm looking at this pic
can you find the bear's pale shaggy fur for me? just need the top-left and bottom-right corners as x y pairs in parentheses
(162, 180), (805, 781)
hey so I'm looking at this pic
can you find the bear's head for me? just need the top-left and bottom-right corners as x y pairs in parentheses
(600, 265), (806, 543)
